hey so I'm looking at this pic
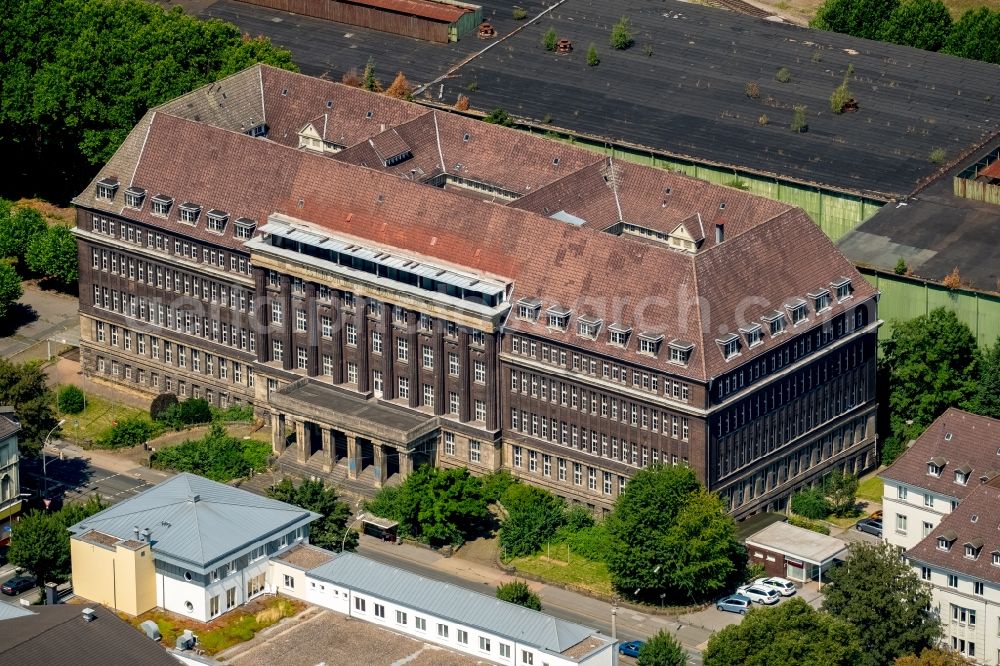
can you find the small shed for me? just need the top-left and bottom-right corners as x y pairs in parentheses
(362, 515), (399, 541)
(745, 522), (848, 586)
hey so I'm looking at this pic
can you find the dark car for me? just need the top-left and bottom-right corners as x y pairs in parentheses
(1, 575), (36, 596)
(619, 640), (645, 658)
(855, 518), (883, 537)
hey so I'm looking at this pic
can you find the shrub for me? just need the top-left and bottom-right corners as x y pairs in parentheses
(609, 16), (633, 50)
(512, 6), (527, 20)
(496, 580), (541, 610)
(563, 505), (595, 531)
(929, 147), (947, 164)
(454, 94), (470, 111)
(542, 27), (558, 51)
(557, 523), (612, 561)
(341, 68), (361, 87)
(212, 403), (254, 423)
(811, 49), (823, 62)
(788, 514), (831, 535)
(745, 81), (760, 99)
(466, 80), (478, 92)
(364, 485), (404, 522)
(744, 562), (766, 583)
(586, 43), (600, 67)
(642, 43), (654, 57)
(830, 83), (852, 113)
(790, 486), (831, 519)
(480, 469), (518, 504)
(942, 266), (962, 288)
(150, 393), (178, 422)
(57, 385), (85, 414)
(758, 114), (769, 126)
(791, 105), (808, 132)
(894, 257), (909, 275)
(384, 71), (413, 100)
(150, 424), (269, 482)
(178, 398), (212, 425)
(483, 107), (514, 127)
(98, 417), (157, 449)
(775, 67), (791, 83)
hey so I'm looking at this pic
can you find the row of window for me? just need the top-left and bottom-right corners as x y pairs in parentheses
(511, 445), (628, 496)
(509, 335), (692, 403)
(94, 354), (251, 407)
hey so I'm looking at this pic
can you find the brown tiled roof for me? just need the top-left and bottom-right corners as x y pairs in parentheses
(880, 409), (1000, 499)
(907, 482), (1000, 582)
(368, 128), (412, 164)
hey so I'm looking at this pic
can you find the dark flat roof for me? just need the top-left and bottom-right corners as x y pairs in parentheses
(838, 137), (1000, 291)
(199, 0), (1000, 198)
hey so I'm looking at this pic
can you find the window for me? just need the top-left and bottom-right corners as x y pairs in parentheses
(321, 315), (332, 338)
(271, 302), (283, 324)
(469, 440), (481, 463)
(924, 493), (934, 507)
(719, 334), (740, 360)
(609, 325), (630, 346)
(449, 392), (459, 415)
(226, 587), (237, 609)
(422, 345), (434, 369)
(577, 317), (601, 339)
(397, 338), (409, 361)
(668, 341), (692, 365)
(513, 445), (522, 468)
(546, 306), (569, 330)
(374, 603), (385, 618)
(283, 574), (295, 589)
(897, 485), (908, 500)
(396, 610), (407, 624)
(833, 278), (852, 302)
(272, 340), (283, 362)
(521, 650), (534, 665)
(474, 359), (486, 383)
(457, 629), (468, 644)
(372, 331), (382, 353)
(812, 289), (831, 312)
(297, 347), (308, 370)
(923, 521), (933, 537)
(975, 581), (984, 595)
(516, 299), (540, 321)
(398, 377), (409, 399)
(296, 309), (307, 332)
(346, 323), (357, 346)
(210, 595), (220, 617)
(948, 574), (959, 588)
(423, 384), (434, 408)
(639, 334), (662, 355)
(993, 551), (1000, 566)
(952, 605), (976, 626)
(123, 187), (145, 209)
(415, 616), (426, 631)
(354, 597), (366, 612)
(479, 636), (490, 652)
(444, 432), (456, 456)
(499, 644), (511, 658)
(448, 352), (459, 376)
(955, 469), (969, 485)
(921, 567), (931, 581)
(179, 203), (200, 224)
(787, 300), (807, 324)
(965, 543), (982, 560)
(928, 462), (942, 477)
(95, 178), (118, 200)
(437, 624), (449, 638)
(895, 514), (907, 534)
(234, 218), (256, 239)
(764, 312), (786, 335)
(206, 210), (228, 234)
(347, 361), (359, 384)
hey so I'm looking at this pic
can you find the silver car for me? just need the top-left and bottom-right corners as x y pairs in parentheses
(737, 584), (780, 604)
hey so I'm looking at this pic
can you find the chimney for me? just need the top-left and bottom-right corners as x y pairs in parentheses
(82, 608), (96, 623)
(715, 223), (725, 244)
(140, 528), (151, 542)
(133, 526), (140, 541)
(188, 494), (200, 503)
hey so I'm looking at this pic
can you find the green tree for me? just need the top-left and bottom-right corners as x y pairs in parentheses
(586, 43), (600, 66)
(704, 597), (862, 666)
(0, 261), (23, 320)
(542, 27), (557, 51)
(57, 385), (85, 414)
(943, 8), (1000, 64)
(895, 648), (973, 665)
(638, 629), (686, 666)
(496, 580), (541, 610)
(150, 424), (269, 481)
(498, 484), (566, 558)
(894, 257), (909, 275)
(880, 0), (952, 51)
(25, 225), (78, 286)
(178, 398), (212, 425)
(0, 207), (46, 266)
(150, 393), (179, 422)
(811, 0), (899, 40)
(791, 486), (831, 519)
(662, 489), (744, 600)
(8, 496), (105, 586)
(267, 477), (357, 551)
(609, 15), (633, 50)
(879, 308), (979, 464)
(362, 56), (381, 92)
(97, 416), (157, 449)
(822, 542), (939, 666)
(970, 338), (1000, 419)
(483, 107), (515, 127)
(391, 465), (487, 546)
(825, 472), (859, 517)
(0, 358), (56, 455)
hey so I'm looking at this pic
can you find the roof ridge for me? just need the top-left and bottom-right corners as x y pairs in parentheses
(433, 110), (446, 175)
(689, 255), (708, 379)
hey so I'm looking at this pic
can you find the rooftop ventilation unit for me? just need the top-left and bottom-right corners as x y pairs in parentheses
(82, 608), (97, 623)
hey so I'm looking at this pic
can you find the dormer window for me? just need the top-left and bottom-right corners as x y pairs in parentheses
(638, 332), (663, 357)
(740, 324), (762, 347)
(762, 311), (785, 336)
(123, 187), (146, 210)
(517, 297), (541, 322)
(965, 540), (984, 559)
(95, 177), (119, 201)
(608, 324), (631, 347)
(150, 195), (173, 217)
(234, 218), (257, 240)
(206, 210), (228, 234)
(668, 340), (694, 366)
(717, 333), (740, 360)
(786, 299), (808, 325)
(809, 289), (831, 313)
(179, 203), (201, 225)
(993, 551), (1000, 567)
(928, 456), (946, 477)
(938, 532), (956, 551)
(576, 316), (602, 340)
(955, 464), (972, 486)
(832, 277), (852, 302)
(546, 305), (570, 331)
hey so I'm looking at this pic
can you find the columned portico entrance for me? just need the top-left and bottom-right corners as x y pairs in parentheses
(269, 379), (439, 488)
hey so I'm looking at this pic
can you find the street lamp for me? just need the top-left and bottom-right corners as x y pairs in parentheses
(341, 512), (366, 552)
(41, 419), (66, 497)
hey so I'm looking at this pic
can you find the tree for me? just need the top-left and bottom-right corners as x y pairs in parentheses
(822, 541), (939, 666)
(178, 398), (213, 425)
(150, 393), (179, 422)
(25, 225), (78, 287)
(542, 27), (557, 51)
(496, 580), (541, 610)
(704, 597), (861, 666)
(97, 416), (157, 449)
(811, 0), (899, 40)
(606, 465), (742, 603)
(483, 107), (515, 127)
(609, 16), (633, 50)
(8, 496), (105, 587)
(391, 465), (487, 546)
(384, 71), (413, 100)
(791, 105), (808, 133)
(830, 81), (853, 114)
(638, 629), (686, 666)
(150, 424), (270, 481)
(895, 257), (909, 275)
(969, 338), (1000, 419)
(267, 477), (357, 552)
(791, 486), (831, 519)
(825, 472), (859, 517)
(57, 385), (85, 414)
(943, 8), (1000, 65)
(0, 207), (46, 266)
(586, 43), (600, 66)
(498, 484), (566, 558)
(0, 358), (56, 455)
(895, 648), (973, 666)
(0, 262), (23, 320)
(879, 308), (978, 464)
(880, 0), (952, 51)
(362, 56), (382, 92)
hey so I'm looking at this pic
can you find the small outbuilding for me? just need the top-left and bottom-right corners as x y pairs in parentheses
(745, 521), (848, 586)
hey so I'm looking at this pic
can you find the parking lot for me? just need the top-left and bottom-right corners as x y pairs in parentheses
(678, 580), (826, 635)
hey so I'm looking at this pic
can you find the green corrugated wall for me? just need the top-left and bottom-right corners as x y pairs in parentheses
(860, 269), (1000, 347)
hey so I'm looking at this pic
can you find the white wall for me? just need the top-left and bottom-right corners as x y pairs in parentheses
(883, 480), (953, 550)
(915, 562), (1000, 665)
(157, 573), (211, 623)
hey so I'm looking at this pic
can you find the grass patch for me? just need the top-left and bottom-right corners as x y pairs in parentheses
(856, 475), (883, 502)
(826, 514), (862, 529)
(58, 391), (147, 445)
(510, 544), (614, 597)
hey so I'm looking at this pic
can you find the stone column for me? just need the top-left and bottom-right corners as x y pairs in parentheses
(407, 311), (420, 409)
(296, 421), (308, 463)
(400, 450), (413, 480)
(356, 300), (370, 393)
(280, 274), (293, 371)
(373, 444), (387, 488)
(458, 329), (471, 423)
(432, 318), (445, 416)
(270, 412), (285, 455)
(381, 302), (394, 400)
(330, 289), (344, 384)
(253, 268), (270, 363)
(485, 330), (498, 430)
(305, 282), (319, 377)
(347, 434), (359, 480)
(321, 427), (333, 472)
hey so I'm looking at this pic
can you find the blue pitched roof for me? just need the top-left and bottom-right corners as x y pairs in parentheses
(68, 473), (318, 568)
(308, 553), (606, 655)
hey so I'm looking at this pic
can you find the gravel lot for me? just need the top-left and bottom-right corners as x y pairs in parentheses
(225, 609), (492, 666)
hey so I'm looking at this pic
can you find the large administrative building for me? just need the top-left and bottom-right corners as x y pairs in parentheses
(73, 65), (879, 517)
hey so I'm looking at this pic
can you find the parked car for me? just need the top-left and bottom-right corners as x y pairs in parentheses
(754, 576), (797, 596)
(618, 640), (644, 658)
(1, 575), (35, 596)
(737, 584), (780, 605)
(855, 518), (883, 537)
(716, 593), (752, 614)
